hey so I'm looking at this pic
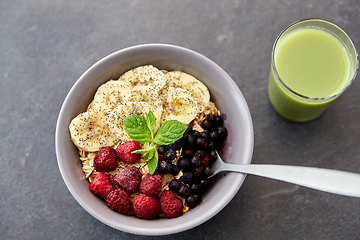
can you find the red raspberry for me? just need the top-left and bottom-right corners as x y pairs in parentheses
(132, 194), (161, 219)
(111, 166), (141, 194)
(140, 172), (162, 197)
(93, 146), (118, 172)
(106, 189), (131, 214)
(160, 190), (183, 218)
(89, 172), (114, 198)
(201, 155), (210, 166)
(115, 141), (141, 164)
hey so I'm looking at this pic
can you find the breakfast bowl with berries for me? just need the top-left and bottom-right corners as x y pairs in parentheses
(55, 44), (254, 235)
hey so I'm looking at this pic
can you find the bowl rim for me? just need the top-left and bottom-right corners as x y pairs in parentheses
(55, 43), (254, 235)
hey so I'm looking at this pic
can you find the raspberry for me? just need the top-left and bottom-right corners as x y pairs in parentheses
(160, 190), (183, 218)
(201, 155), (210, 166)
(93, 146), (118, 172)
(89, 172), (114, 198)
(132, 194), (161, 219)
(115, 141), (141, 164)
(111, 166), (141, 194)
(106, 189), (131, 214)
(140, 172), (162, 197)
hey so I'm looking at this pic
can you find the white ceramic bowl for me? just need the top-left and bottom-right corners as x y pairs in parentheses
(55, 43), (254, 235)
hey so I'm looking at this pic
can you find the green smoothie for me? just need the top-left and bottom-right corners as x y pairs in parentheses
(268, 24), (354, 122)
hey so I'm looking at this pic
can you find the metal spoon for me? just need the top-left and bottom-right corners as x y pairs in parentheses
(210, 151), (360, 198)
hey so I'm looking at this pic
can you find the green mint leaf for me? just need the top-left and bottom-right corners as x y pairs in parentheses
(145, 110), (156, 137)
(123, 114), (152, 143)
(132, 146), (156, 154)
(147, 150), (158, 175)
(144, 149), (154, 161)
(153, 120), (188, 145)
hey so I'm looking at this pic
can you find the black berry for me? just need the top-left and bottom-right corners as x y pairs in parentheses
(204, 166), (214, 177)
(165, 148), (176, 161)
(168, 143), (177, 151)
(186, 134), (196, 148)
(215, 116), (224, 126)
(177, 184), (190, 197)
(169, 179), (181, 192)
(217, 126), (228, 140)
(190, 183), (200, 193)
(193, 131), (200, 138)
(190, 154), (202, 166)
(182, 171), (193, 184)
(186, 195), (198, 208)
(158, 160), (172, 175)
(201, 119), (212, 130)
(183, 125), (193, 139)
(157, 145), (167, 155)
(178, 158), (191, 170)
(193, 166), (204, 178)
(196, 137), (207, 149)
(210, 131), (219, 141)
(171, 164), (180, 176)
(195, 149), (206, 158)
(200, 178), (209, 189)
(183, 148), (193, 157)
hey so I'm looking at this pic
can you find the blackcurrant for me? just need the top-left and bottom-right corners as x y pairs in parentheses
(177, 184), (190, 197)
(178, 157), (191, 170)
(193, 166), (204, 177)
(158, 160), (172, 174)
(210, 131), (219, 141)
(182, 171), (193, 184)
(204, 166), (214, 177)
(186, 195), (198, 208)
(215, 116), (224, 126)
(169, 179), (181, 192)
(200, 178), (209, 189)
(158, 145), (167, 155)
(217, 126), (228, 139)
(195, 149), (206, 158)
(190, 183), (200, 193)
(196, 137), (207, 149)
(190, 154), (202, 166)
(186, 134), (196, 148)
(201, 119), (212, 130)
(200, 131), (210, 140)
(171, 164), (180, 176)
(165, 148), (176, 161)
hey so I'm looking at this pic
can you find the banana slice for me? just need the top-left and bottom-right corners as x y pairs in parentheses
(92, 80), (131, 113)
(124, 86), (163, 117)
(69, 109), (118, 152)
(164, 71), (210, 112)
(160, 87), (198, 124)
(107, 102), (161, 141)
(119, 65), (166, 92)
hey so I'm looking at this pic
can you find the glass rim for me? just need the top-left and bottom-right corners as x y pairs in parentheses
(271, 18), (359, 101)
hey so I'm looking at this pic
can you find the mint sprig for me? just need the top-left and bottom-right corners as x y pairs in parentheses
(123, 110), (187, 174)
(123, 115), (152, 143)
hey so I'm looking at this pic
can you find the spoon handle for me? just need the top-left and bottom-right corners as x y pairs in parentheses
(220, 163), (360, 197)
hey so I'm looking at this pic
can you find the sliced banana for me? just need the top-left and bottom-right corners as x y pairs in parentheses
(124, 86), (163, 117)
(119, 65), (166, 92)
(92, 80), (131, 113)
(107, 102), (161, 141)
(164, 71), (210, 112)
(160, 87), (198, 124)
(69, 109), (118, 152)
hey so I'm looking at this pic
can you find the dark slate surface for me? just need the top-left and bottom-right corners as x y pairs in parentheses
(1, 0), (360, 239)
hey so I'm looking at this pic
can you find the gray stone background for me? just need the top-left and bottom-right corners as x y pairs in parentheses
(1, 0), (360, 239)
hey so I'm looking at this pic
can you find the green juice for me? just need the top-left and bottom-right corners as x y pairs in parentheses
(268, 26), (353, 122)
